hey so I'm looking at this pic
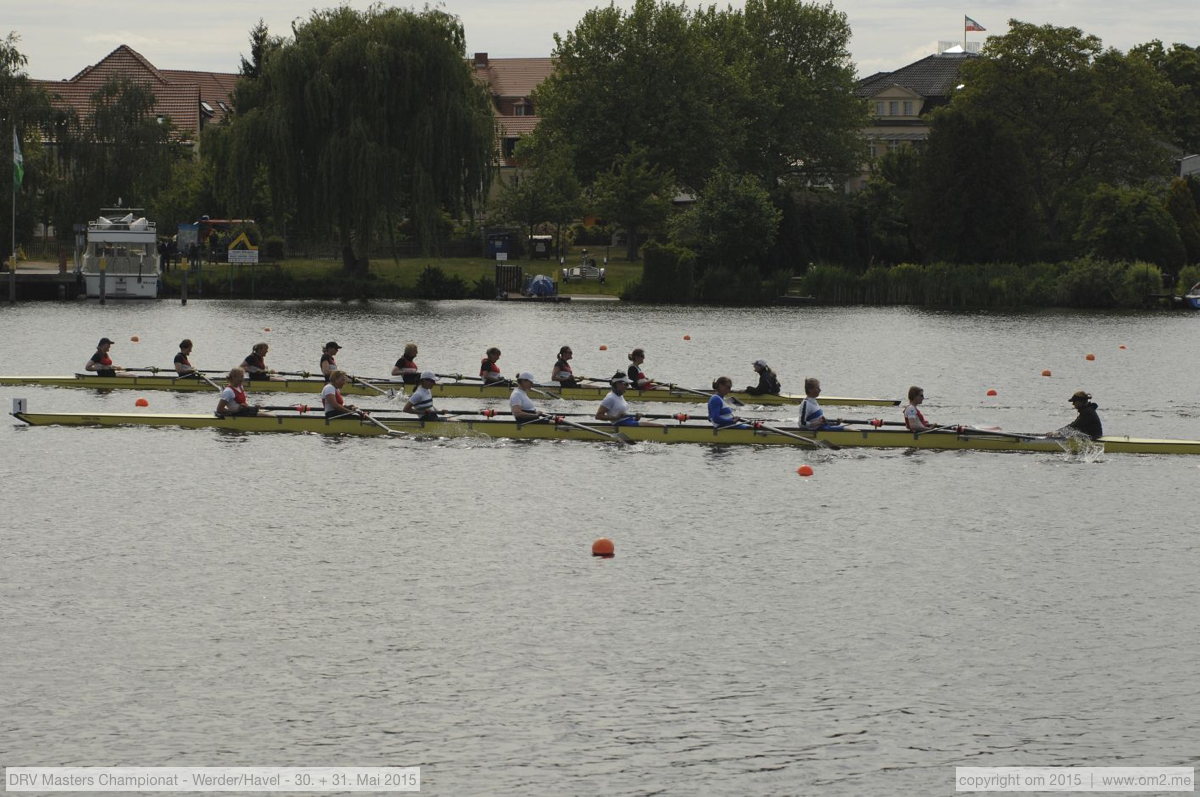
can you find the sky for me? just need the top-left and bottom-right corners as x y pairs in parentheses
(7, 0), (1200, 83)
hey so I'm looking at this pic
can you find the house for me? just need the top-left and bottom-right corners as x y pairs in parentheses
(849, 48), (978, 191)
(471, 52), (554, 171)
(34, 45), (237, 148)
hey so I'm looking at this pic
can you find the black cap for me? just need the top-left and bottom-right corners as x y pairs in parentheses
(98, 337), (114, 346)
(325, 341), (341, 350)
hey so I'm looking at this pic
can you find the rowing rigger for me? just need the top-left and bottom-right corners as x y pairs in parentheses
(10, 405), (1199, 455)
(0, 374), (900, 407)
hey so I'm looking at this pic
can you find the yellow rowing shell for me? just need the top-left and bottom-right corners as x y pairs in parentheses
(12, 411), (1199, 455)
(0, 374), (898, 407)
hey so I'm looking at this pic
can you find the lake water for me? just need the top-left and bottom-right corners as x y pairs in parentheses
(1, 300), (1197, 795)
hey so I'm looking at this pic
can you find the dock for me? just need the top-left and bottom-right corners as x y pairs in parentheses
(2, 263), (84, 301)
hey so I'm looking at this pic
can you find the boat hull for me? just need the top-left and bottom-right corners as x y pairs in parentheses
(11, 411), (1199, 455)
(0, 374), (898, 407)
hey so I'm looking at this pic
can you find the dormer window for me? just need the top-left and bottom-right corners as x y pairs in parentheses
(514, 100), (533, 116)
(903, 100), (913, 116)
(875, 101), (885, 116)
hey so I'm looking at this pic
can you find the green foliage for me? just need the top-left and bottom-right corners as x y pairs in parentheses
(1176, 264), (1200, 294)
(263, 236), (286, 260)
(223, 8), (495, 271)
(856, 149), (921, 266)
(1132, 41), (1200, 153)
(494, 145), (581, 250)
(569, 224), (612, 246)
(635, 241), (695, 302)
(413, 264), (468, 299)
(670, 168), (780, 273)
(591, 147), (674, 259)
(472, 275), (496, 299)
(1076, 184), (1185, 270)
(774, 190), (865, 270)
(1165, 178), (1200, 263)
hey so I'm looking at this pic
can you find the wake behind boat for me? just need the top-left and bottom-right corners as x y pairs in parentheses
(0, 373), (899, 407)
(10, 403), (1199, 455)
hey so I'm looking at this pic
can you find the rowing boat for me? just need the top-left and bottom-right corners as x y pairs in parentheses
(0, 374), (898, 407)
(11, 409), (1199, 454)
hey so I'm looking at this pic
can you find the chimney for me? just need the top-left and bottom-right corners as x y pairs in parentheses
(473, 52), (488, 68)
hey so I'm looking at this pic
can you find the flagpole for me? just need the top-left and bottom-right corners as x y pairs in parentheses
(9, 123), (15, 303)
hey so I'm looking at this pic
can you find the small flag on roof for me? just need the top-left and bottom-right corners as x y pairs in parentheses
(964, 15), (986, 32)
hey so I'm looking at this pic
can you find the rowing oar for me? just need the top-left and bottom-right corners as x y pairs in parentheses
(668, 382), (744, 407)
(348, 373), (397, 398)
(744, 419), (835, 450)
(326, 408), (401, 436)
(189, 371), (224, 392)
(839, 417), (907, 428)
(553, 415), (634, 445)
(434, 372), (484, 382)
(952, 425), (1047, 441)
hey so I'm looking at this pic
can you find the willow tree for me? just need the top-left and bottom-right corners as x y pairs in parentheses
(235, 7), (494, 271)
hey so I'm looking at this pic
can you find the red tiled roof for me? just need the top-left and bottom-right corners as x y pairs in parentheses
(473, 56), (554, 98)
(34, 45), (237, 141)
(496, 117), (540, 137)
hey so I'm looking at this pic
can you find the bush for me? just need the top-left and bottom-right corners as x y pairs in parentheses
(472, 275), (497, 299)
(637, 242), (695, 303)
(1056, 258), (1129, 308)
(263, 236), (286, 260)
(570, 223), (613, 246)
(413, 265), (468, 299)
(1176, 264), (1200, 295)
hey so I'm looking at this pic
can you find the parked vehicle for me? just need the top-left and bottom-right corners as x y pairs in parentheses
(560, 249), (606, 283)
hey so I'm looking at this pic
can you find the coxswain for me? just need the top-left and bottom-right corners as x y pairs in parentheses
(321, 369), (358, 418)
(550, 345), (580, 388)
(798, 377), (844, 431)
(215, 367), (267, 417)
(596, 376), (661, 427)
(240, 342), (273, 381)
(1052, 390), (1103, 439)
(902, 386), (934, 432)
(320, 341), (341, 382)
(510, 372), (544, 422)
(85, 337), (119, 377)
(626, 348), (664, 390)
(391, 343), (420, 385)
(480, 347), (506, 385)
(745, 359), (781, 395)
(174, 339), (196, 375)
(403, 371), (444, 420)
(708, 377), (748, 429)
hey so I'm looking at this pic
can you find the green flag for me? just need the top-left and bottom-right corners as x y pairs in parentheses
(13, 129), (24, 189)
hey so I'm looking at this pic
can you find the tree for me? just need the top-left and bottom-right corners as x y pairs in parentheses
(1076, 184), (1186, 270)
(591, 148), (674, 260)
(953, 21), (1176, 256)
(494, 143), (581, 258)
(222, 7), (494, 271)
(670, 167), (780, 273)
(0, 33), (52, 253)
(1131, 41), (1200, 154)
(1165, 178), (1200, 263)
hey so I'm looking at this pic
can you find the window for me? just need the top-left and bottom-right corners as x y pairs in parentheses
(875, 101), (885, 116)
(887, 139), (900, 152)
(502, 138), (518, 159)
(902, 100), (913, 116)
(867, 142), (877, 158)
(888, 101), (899, 115)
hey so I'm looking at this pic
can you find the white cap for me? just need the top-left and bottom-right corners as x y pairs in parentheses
(611, 375), (633, 385)
(753, 359), (768, 368)
(517, 371), (535, 383)
(419, 371), (438, 382)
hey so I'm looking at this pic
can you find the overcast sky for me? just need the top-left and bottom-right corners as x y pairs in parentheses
(8, 0), (1199, 83)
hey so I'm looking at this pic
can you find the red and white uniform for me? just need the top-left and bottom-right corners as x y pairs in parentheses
(480, 358), (503, 383)
(903, 404), (932, 431)
(321, 382), (347, 414)
(219, 384), (249, 414)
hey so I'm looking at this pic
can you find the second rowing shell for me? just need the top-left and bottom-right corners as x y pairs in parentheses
(0, 374), (900, 407)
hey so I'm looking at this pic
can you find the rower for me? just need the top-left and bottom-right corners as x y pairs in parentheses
(745, 359), (781, 395)
(480, 347), (506, 385)
(798, 377), (844, 431)
(392, 343), (419, 385)
(551, 346), (580, 388)
(1051, 390), (1103, 439)
(708, 377), (748, 429)
(240, 342), (273, 381)
(85, 337), (120, 377)
(596, 376), (661, 427)
(902, 386), (934, 431)
(174, 339), (196, 375)
(626, 348), (665, 390)
(320, 341), (341, 382)
(510, 372), (543, 422)
(403, 371), (444, 420)
(216, 367), (268, 417)
(321, 369), (358, 418)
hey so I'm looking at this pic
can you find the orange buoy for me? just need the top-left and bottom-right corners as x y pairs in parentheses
(1119, 345), (1127, 350)
(986, 389), (998, 396)
(599, 345), (608, 351)
(796, 465), (814, 477)
(135, 398), (149, 407)
(591, 537), (615, 557)
(1085, 353), (1095, 361)
(130, 335), (140, 342)
(263, 327), (271, 332)
(683, 335), (691, 340)
(1041, 369), (1052, 377)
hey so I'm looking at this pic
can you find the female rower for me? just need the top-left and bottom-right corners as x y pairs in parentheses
(511, 372), (543, 422)
(404, 371), (444, 420)
(626, 348), (665, 390)
(320, 370), (358, 418)
(392, 343), (419, 384)
(174, 339), (195, 375)
(216, 367), (267, 417)
(596, 376), (662, 427)
(240, 342), (273, 381)
(798, 377), (844, 431)
(708, 377), (748, 429)
(902, 385), (934, 432)
(745, 359), (781, 395)
(551, 345), (579, 388)
(85, 337), (120, 377)
(1052, 390), (1103, 439)
(320, 341), (341, 382)
(480, 347), (505, 384)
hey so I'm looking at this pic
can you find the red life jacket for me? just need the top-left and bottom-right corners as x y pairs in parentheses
(481, 358), (501, 378)
(231, 385), (248, 405)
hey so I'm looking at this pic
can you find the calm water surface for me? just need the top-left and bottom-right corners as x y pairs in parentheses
(1, 300), (1197, 795)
